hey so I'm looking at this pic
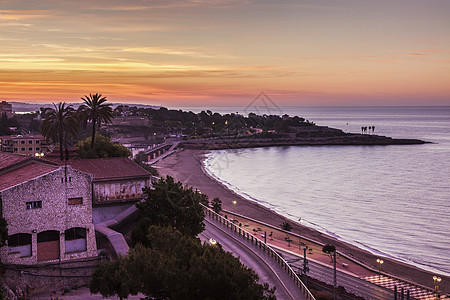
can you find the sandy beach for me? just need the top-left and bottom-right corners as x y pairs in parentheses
(154, 149), (449, 295)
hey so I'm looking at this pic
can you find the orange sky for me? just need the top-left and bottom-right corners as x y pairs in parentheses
(1, 0), (449, 107)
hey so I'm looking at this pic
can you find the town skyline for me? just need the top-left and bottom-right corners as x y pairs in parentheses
(1, 0), (449, 107)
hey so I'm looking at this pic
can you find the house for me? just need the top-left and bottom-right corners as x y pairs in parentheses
(0, 101), (13, 118)
(0, 152), (97, 265)
(0, 134), (51, 156)
(64, 157), (151, 205)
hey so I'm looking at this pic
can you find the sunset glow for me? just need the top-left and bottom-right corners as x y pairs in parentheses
(1, 0), (449, 107)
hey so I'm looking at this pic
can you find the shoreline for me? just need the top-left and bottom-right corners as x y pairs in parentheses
(154, 149), (449, 294)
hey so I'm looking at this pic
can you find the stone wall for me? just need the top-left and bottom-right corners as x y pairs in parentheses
(2, 257), (105, 298)
(0, 166), (98, 265)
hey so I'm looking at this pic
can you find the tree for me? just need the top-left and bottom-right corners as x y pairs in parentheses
(75, 134), (131, 158)
(79, 93), (113, 149)
(91, 226), (276, 300)
(281, 221), (293, 231)
(211, 197), (222, 213)
(131, 176), (206, 245)
(322, 243), (336, 260)
(41, 102), (79, 161)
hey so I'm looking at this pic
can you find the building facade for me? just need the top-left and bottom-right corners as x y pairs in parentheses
(0, 154), (97, 265)
(0, 135), (51, 156)
(0, 101), (13, 118)
(67, 157), (151, 205)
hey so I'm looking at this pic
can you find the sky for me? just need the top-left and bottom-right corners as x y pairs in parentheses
(1, 0), (449, 107)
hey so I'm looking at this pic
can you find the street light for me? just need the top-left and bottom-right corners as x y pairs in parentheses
(376, 258), (384, 277)
(209, 238), (217, 246)
(433, 276), (441, 299)
(232, 200), (237, 205)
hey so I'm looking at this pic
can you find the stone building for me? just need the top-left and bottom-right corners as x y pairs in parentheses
(65, 157), (151, 205)
(0, 152), (97, 265)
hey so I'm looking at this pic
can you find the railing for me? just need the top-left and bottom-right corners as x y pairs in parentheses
(202, 204), (316, 300)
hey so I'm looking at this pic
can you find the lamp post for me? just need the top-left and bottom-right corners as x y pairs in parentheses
(298, 218), (302, 251)
(433, 276), (441, 299)
(376, 258), (384, 277)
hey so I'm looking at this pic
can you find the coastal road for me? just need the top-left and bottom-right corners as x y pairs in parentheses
(200, 218), (307, 300)
(279, 249), (396, 300)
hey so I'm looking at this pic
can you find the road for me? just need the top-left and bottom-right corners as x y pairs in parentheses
(279, 249), (396, 300)
(200, 218), (307, 300)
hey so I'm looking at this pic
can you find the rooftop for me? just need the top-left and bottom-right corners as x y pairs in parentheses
(0, 161), (57, 191)
(66, 157), (150, 181)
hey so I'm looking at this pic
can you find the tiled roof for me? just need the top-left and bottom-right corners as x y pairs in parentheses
(67, 157), (150, 181)
(0, 152), (31, 171)
(0, 162), (57, 191)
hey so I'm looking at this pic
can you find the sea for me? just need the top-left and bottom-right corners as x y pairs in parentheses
(197, 106), (450, 277)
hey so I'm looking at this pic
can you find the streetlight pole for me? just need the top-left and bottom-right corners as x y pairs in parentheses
(333, 251), (337, 300)
(376, 258), (384, 277)
(433, 276), (441, 300)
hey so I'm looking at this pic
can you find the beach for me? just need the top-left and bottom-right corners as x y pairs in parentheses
(154, 149), (449, 294)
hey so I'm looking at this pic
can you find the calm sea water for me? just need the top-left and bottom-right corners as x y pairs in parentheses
(202, 106), (450, 276)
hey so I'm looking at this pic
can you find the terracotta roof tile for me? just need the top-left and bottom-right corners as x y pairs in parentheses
(0, 162), (57, 191)
(67, 157), (150, 181)
(0, 152), (31, 171)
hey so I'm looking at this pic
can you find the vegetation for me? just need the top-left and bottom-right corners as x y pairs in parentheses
(41, 102), (79, 161)
(0, 114), (19, 135)
(322, 244), (336, 261)
(131, 176), (207, 245)
(111, 104), (314, 138)
(211, 197), (222, 213)
(91, 226), (276, 300)
(75, 134), (131, 159)
(322, 244), (336, 254)
(79, 93), (113, 149)
(281, 221), (293, 231)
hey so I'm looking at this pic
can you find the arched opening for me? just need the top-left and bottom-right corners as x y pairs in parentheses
(37, 230), (60, 261)
(8, 233), (32, 257)
(65, 227), (87, 253)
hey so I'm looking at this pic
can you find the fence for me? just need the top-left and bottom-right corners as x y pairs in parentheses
(202, 204), (316, 300)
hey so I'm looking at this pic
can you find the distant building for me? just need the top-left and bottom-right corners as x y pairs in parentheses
(59, 157), (151, 205)
(0, 153), (97, 265)
(0, 101), (13, 118)
(0, 134), (51, 156)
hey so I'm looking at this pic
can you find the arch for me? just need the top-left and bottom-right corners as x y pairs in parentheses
(65, 227), (87, 253)
(8, 233), (32, 257)
(37, 230), (60, 261)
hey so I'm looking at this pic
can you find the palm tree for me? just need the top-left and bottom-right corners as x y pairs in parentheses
(41, 102), (79, 161)
(79, 93), (113, 149)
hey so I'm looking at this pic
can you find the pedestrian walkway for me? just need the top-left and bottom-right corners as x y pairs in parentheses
(364, 275), (436, 300)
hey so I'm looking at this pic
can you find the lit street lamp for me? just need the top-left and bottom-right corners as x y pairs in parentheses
(232, 200), (237, 205)
(376, 258), (384, 277)
(433, 276), (441, 299)
(209, 238), (217, 246)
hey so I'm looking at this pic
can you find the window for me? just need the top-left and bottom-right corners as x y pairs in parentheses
(28, 147), (33, 151)
(36, 140), (40, 144)
(26, 201), (42, 209)
(20, 147), (25, 151)
(65, 227), (87, 252)
(8, 233), (32, 257)
(13, 148), (17, 151)
(20, 140), (25, 144)
(13, 140), (18, 144)
(68, 197), (83, 205)
(28, 140), (33, 144)
(36, 147), (40, 151)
